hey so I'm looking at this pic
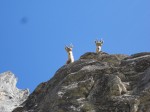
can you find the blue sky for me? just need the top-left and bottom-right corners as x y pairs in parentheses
(0, 0), (149, 92)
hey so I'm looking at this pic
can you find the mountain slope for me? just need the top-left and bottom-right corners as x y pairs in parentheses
(13, 52), (150, 112)
(0, 71), (29, 112)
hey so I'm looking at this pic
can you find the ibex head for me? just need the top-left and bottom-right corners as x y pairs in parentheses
(95, 39), (104, 53)
(95, 39), (104, 46)
(65, 44), (73, 52)
(65, 44), (74, 64)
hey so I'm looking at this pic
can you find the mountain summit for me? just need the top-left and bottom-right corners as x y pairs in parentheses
(13, 52), (150, 112)
(0, 71), (29, 112)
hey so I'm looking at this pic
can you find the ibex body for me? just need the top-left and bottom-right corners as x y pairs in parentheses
(65, 45), (74, 64)
(95, 39), (104, 53)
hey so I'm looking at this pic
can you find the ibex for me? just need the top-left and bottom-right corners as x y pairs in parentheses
(95, 39), (104, 53)
(65, 44), (74, 64)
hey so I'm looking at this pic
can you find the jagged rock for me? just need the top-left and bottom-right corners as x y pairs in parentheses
(0, 71), (29, 112)
(13, 52), (150, 112)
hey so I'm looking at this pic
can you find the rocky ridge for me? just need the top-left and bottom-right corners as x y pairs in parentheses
(0, 71), (29, 112)
(13, 52), (150, 112)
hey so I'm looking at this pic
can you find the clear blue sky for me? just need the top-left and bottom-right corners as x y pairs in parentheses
(0, 0), (149, 92)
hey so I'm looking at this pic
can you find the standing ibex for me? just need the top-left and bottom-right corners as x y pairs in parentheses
(65, 44), (74, 64)
(95, 39), (104, 53)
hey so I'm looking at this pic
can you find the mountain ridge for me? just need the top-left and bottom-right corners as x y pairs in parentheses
(13, 51), (150, 112)
(0, 71), (29, 112)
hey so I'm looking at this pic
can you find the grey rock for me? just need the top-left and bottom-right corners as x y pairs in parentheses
(0, 71), (29, 112)
(13, 52), (150, 112)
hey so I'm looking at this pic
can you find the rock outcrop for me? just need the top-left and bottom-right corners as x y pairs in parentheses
(13, 52), (150, 112)
(0, 71), (29, 112)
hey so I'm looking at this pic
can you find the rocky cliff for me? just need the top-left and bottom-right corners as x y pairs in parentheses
(0, 71), (29, 112)
(13, 52), (150, 112)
